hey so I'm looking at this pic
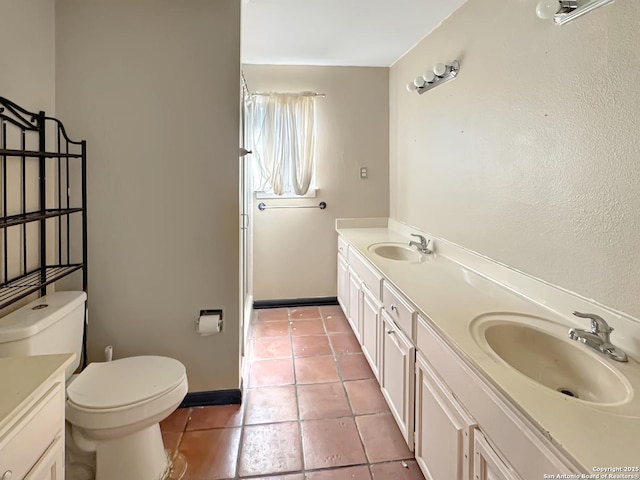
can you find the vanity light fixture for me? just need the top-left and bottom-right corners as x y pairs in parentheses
(535, 0), (614, 25)
(406, 60), (460, 95)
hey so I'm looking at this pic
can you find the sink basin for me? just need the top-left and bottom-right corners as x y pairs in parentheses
(473, 318), (632, 405)
(368, 242), (423, 262)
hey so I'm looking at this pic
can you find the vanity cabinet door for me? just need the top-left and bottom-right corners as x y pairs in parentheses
(24, 435), (64, 480)
(473, 430), (521, 480)
(380, 309), (415, 450)
(347, 267), (363, 341)
(361, 285), (381, 380)
(337, 253), (348, 313)
(415, 352), (476, 480)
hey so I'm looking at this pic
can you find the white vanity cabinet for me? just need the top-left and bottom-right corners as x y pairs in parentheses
(0, 355), (72, 480)
(335, 233), (581, 480)
(380, 308), (415, 450)
(415, 351), (476, 480)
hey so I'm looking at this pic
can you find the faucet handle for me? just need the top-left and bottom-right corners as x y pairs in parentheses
(410, 233), (425, 241)
(572, 311), (613, 334)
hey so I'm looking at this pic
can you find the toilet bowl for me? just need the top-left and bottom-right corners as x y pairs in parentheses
(66, 356), (188, 480)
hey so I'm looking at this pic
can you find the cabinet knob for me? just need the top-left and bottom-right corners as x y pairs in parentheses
(2, 471), (12, 480)
(386, 329), (395, 334)
(390, 304), (398, 312)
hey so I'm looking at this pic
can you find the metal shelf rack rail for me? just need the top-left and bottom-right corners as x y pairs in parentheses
(0, 96), (87, 311)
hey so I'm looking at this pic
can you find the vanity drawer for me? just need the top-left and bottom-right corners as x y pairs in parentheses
(348, 247), (383, 300)
(382, 281), (416, 340)
(337, 236), (349, 259)
(0, 383), (63, 479)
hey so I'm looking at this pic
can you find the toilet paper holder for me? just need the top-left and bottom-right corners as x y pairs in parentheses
(197, 309), (224, 335)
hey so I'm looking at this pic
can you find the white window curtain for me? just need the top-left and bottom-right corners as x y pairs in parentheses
(246, 93), (316, 196)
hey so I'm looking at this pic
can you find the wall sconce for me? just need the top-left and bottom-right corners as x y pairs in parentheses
(406, 60), (460, 95)
(536, 0), (614, 25)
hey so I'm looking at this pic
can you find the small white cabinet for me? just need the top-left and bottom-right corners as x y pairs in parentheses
(0, 356), (71, 480)
(361, 285), (382, 379)
(24, 436), (64, 480)
(0, 385), (65, 480)
(347, 266), (363, 341)
(337, 253), (348, 312)
(473, 430), (521, 480)
(380, 309), (415, 450)
(382, 281), (416, 340)
(343, 246), (383, 349)
(415, 352), (476, 480)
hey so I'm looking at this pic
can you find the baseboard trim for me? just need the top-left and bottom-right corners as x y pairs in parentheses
(179, 388), (242, 408)
(253, 296), (339, 309)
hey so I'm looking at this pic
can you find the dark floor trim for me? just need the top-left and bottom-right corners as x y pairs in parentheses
(253, 296), (339, 309)
(179, 389), (241, 408)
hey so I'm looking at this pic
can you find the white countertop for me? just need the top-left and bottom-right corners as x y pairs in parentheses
(0, 354), (74, 432)
(337, 222), (640, 471)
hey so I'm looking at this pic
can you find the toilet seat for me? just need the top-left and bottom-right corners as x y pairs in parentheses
(67, 356), (186, 410)
(66, 356), (188, 432)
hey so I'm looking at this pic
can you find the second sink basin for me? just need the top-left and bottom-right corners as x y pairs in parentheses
(368, 242), (423, 263)
(472, 317), (633, 405)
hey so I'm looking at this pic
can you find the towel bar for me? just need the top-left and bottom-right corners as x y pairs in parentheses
(258, 201), (327, 211)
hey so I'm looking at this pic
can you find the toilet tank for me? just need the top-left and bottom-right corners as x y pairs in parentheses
(0, 291), (87, 379)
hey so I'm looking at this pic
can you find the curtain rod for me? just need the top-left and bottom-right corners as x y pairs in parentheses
(241, 70), (325, 97)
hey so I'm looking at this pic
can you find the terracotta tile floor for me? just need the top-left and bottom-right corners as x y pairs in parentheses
(161, 305), (425, 480)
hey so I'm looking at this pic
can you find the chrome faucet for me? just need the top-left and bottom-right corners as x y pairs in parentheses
(408, 234), (432, 254)
(568, 311), (628, 362)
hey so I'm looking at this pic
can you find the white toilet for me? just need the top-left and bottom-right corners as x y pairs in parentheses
(0, 291), (189, 480)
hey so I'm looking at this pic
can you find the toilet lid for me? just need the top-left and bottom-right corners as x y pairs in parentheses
(67, 356), (186, 409)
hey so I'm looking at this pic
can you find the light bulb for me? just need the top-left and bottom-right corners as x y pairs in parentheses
(423, 71), (436, 84)
(414, 76), (427, 88)
(536, 0), (561, 19)
(433, 63), (448, 77)
(406, 81), (418, 93)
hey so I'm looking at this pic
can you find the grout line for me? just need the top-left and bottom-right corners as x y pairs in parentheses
(173, 430), (184, 462)
(287, 307), (307, 474)
(336, 310), (385, 471)
(234, 423), (245, 479)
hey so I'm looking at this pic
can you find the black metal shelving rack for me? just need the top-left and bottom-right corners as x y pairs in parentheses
(0, 96), (87, 311)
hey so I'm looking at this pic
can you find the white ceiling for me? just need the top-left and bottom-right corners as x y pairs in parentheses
(241, 0), (467, 67)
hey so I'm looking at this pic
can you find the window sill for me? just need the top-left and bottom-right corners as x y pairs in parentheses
(255, 189), (317, 199)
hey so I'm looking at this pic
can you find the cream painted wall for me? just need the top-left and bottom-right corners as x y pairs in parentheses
(242, 65), (389, 301)
(390, 1), (640, 318)
(55, 0), (241, 392)
(0, 0), (56, 315)
(0, 0), (55, 112)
